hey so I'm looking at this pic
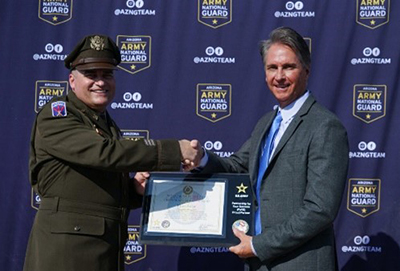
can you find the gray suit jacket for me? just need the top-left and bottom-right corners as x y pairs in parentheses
(201, 94), (349, 271)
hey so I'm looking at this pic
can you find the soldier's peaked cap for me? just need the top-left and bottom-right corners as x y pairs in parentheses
(64, 34), (121, 71)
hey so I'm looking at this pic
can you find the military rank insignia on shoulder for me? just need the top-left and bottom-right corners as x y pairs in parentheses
(144, 139), (156, 146)
(51, 101), (67, 117)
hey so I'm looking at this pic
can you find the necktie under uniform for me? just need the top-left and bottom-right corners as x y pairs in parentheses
(254, 111), (282, 235)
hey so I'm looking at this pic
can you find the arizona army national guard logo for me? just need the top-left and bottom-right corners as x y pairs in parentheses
(356, 0), (390, 29)
(198, 0), (232, 29)
(353, 84), (386, 123)
(124, 225), (147, 264)
(347, 178), (380, 217)
(38, 0), (73, 25)
(197, 83), (231, 123)
(117, 35), (151, 75)
(121, 130), (149, 140)
(35, 80), (69, 113)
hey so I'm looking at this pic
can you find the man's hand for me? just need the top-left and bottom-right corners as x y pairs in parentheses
(229, 228), (256, 259)
(179, 139), (203, 170)
(132, 172), (150, 195)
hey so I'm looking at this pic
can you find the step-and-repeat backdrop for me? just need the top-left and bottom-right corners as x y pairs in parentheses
(1, 1), (399, 270)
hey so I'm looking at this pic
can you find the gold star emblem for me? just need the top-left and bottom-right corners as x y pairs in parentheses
(370, 20), (376, 25)
(211, 113), (217, 118)
(52, 16), (58, 22)
(212, 19), (218, 24)
(152, 219), (160, 226)
(361, 208), (367, 214)
(237, 183), (248, 193)
(130, 64), (136, 70)
(126, 255), (131, 261)
(366, 114), (371, 119)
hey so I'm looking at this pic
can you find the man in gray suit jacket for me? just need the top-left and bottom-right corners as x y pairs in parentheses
(198, 27), (349, 270)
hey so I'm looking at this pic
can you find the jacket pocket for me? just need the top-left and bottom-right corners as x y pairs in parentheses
(50, 212), (105, 236)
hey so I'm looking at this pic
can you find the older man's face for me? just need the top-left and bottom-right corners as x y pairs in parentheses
(69, 69), (116, 112)
(264, 43), (309, 108)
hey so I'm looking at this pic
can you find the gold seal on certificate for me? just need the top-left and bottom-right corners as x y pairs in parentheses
(139, 173), (254, 247)
(232, 219), (249, 234)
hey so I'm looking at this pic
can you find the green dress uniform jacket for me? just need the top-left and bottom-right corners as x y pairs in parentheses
(24, 91), (182, 271)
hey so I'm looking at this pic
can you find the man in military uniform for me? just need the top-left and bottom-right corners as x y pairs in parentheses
(23, 34), (202, 271)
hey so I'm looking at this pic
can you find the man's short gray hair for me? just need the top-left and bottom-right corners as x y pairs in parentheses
(259, 26), (311, 71)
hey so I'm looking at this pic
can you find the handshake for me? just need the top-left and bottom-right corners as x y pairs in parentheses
(133, 139), (204, 195)
(178, 139), (204, 171)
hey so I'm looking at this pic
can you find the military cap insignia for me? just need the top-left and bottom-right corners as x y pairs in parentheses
(90, 36), (105, 51)
(51, 101), (67, 117)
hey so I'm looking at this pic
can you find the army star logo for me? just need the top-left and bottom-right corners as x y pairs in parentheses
(236, 183), (248, 193)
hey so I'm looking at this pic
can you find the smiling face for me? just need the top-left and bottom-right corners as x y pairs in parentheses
(69, 69), (116, 112)
(264, 43), (309, 108)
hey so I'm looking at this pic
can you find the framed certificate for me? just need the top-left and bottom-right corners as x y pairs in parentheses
(139, 172), (254, 247)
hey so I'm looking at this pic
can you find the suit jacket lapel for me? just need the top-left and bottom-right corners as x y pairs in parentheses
(269, 94), (316, 162)
(249, 109), (278, 183)
(270, 117), (301, 162)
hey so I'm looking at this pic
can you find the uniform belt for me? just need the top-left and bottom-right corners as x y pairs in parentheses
(39, 197), (129, 221)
